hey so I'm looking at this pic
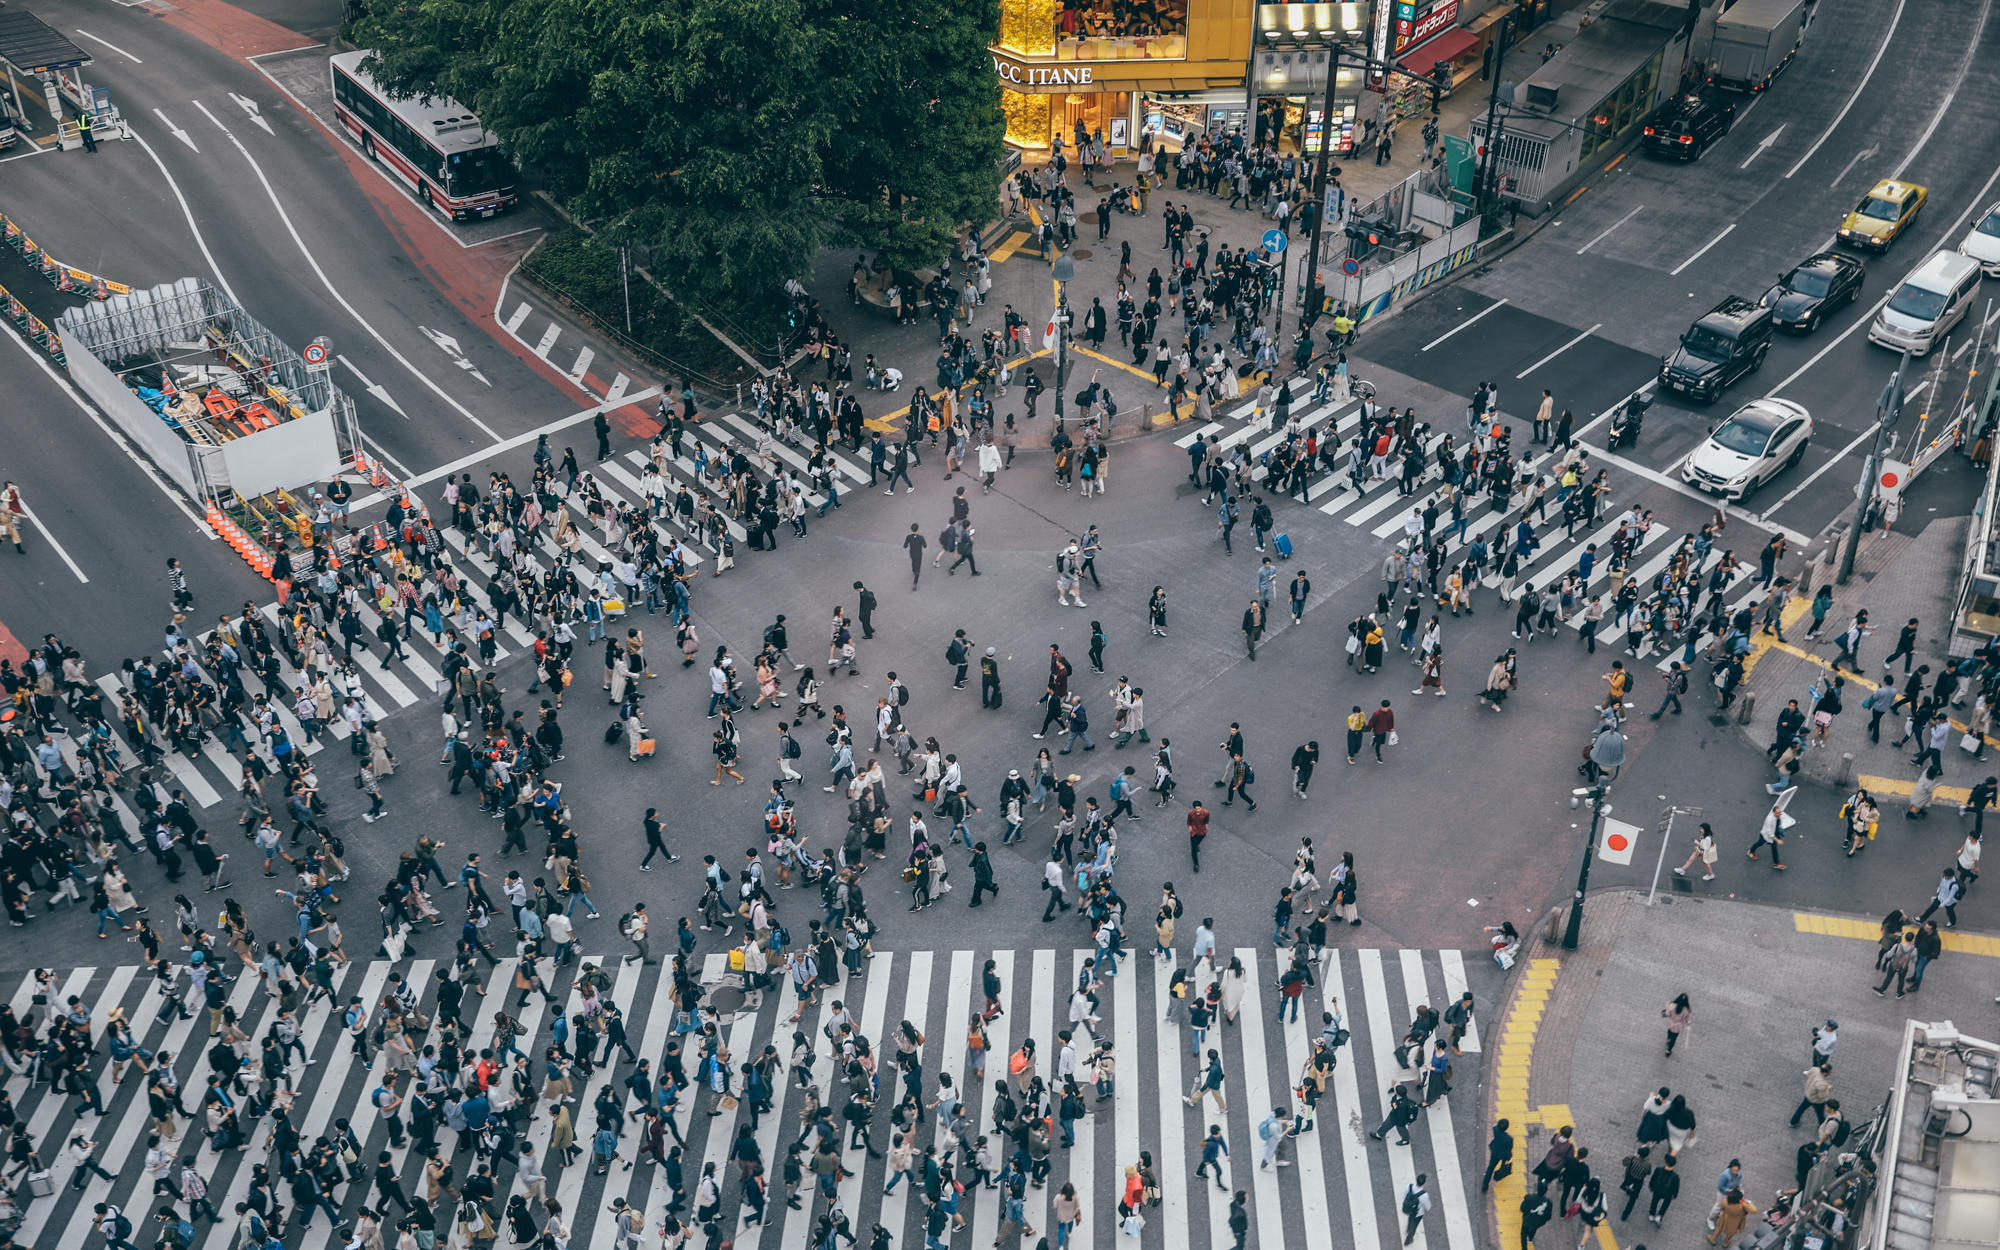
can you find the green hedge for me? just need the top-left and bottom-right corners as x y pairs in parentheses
(521, 231), (748, 384)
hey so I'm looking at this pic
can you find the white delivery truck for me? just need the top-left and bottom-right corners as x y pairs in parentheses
(1709, 0), (1809, 93)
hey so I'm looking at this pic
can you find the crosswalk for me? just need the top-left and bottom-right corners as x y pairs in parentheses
(11, 943), (1494, 1250)
(37, 399), (883, 823)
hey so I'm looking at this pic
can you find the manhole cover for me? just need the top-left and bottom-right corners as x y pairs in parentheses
(1084, 213), (1102, 224)
(1072, 249), (1094, 260)
(1750, 930), (1784, 950)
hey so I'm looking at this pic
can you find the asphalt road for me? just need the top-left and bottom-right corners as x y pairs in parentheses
(1364, 0), (2000, 539)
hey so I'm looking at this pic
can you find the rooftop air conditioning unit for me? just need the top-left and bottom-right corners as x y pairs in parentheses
(1524, 81), (1560, 111)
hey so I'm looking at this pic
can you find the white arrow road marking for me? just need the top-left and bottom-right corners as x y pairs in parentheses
(419, 326), (461, 355)
(417, 325), (491, 385)
(1829, 143), (1880, 190)
(339, 354), (407, 418)
(1739, 125), (1785, 170)
(74, 30), (142, 62)
(151, 108), (196, 151)
(228, 92), (273, 135)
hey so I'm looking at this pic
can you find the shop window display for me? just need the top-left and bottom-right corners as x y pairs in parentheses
(999, 0), (1188, 59)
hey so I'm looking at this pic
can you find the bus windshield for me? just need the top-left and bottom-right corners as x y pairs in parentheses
(445, 147), (507, 199)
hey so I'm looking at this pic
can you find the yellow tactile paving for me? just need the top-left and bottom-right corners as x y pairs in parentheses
(987, 232), (1034, 263)
(1792, 912), (2000, 956)
(1493, 960), (1572, 1248)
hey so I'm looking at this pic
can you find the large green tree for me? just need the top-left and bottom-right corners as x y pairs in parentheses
(353, 0), (1003, 332)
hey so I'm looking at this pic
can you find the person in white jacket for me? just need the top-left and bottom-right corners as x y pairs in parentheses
(977, 440), (1004, 494)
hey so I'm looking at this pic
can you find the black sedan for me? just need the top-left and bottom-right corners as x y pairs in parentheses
(1759, 251), (1866, 332)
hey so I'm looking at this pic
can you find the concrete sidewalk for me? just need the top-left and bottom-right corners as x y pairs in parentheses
(1485, 888), (1999, 1250)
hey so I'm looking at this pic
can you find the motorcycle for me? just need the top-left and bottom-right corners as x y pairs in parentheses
(1607, 392), (1653, 450)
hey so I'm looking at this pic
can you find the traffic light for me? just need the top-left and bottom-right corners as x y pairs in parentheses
(1344, 220), (1382, 259)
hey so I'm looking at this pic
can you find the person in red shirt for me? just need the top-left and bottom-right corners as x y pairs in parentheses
(1367, 700), (1396, 764)
(1186, 801), (1210, 872)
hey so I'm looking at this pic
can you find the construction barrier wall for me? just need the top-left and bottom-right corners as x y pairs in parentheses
(63, 338), (201, 497)
(195, 407), (340, 499)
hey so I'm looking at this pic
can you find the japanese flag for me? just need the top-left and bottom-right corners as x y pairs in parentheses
(1597, 817), (1641, 866)
(1044, 312), (1060, 349)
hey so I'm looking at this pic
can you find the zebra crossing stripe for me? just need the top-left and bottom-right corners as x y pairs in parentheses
(1066, 951), (1096, 1244)
(1150, 955), (1192, 1250)
(1235, 950), (1286, 1250)
(968, 950), (1015, 1250)
(1359, 949), (1426, 1250)
(1398, 949), (1474, 1250)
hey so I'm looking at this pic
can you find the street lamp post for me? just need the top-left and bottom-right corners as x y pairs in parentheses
(1294, 46), (1343, 338)
(1562, 782), (1608, 951)
(1051, 248), (1075, 435)
(1838, 350), (1912, 584)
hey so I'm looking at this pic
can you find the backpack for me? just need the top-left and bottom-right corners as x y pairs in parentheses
(1259, 1119), (1277, 1141)
(785, 737), (802, 760)
(618, 912), (634, 937)
(895, 685), (909, 707)
(113, 1212), (134, 1240)
(947, 640), (965, 665)
(1402, 1189), (1422, 1216)
(1242, 765), (1255, 786)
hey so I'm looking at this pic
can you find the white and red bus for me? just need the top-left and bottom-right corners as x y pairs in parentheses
(330, 50), (517, 221)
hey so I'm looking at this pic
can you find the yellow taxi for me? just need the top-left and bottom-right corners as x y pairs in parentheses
(1838, 179), (1928, 251)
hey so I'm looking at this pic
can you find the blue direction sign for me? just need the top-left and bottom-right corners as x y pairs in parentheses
(1262, 229), (1287, 253)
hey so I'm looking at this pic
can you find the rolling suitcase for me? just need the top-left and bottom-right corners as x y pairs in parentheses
(604, 722), (623, 745)
(1273, 533), (1294, 559)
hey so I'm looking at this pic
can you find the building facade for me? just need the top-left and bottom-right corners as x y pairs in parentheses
(992, 0), (1254, 155)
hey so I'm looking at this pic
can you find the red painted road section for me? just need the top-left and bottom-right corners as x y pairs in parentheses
(0, 617), (28, 667)
(154, 0), (663, 438)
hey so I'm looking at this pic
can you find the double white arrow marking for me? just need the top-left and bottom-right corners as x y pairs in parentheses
(228, 92), (273, 135)
(419, 325), (492, 386)
(152, 108), (196, 152)
(339, 355), (407, 418)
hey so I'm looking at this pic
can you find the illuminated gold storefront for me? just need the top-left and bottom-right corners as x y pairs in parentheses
(993, 0), (1253, 152)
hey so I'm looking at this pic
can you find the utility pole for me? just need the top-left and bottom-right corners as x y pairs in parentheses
(1839, 350), (1912, 585)
(1476, 12), (1513, 215)
(1296, 46), (1343, 336)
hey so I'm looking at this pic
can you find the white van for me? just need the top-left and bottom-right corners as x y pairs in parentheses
(1870, 250), (1981, 355)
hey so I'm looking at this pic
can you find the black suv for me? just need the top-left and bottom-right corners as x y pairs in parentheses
(1659, 296), (1773, 401)
(1642, 93), (1736, 160)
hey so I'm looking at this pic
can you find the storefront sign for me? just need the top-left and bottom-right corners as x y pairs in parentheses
(1407, 0), (1461, 49)
(993, 54), (1096, 87)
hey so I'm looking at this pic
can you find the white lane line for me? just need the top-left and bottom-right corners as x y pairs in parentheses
(568, 346), (595, 384)
(1321, 954), (1382, 1250)
(1422, 299), (1509, 351)
(1669, 225), (1735, 276)
(1515, 324), (1602, 379)
(1576, 205), (1644, 255)
(534, 322), (561, 357)
(131, 128), (237, 303)
(1893, 0), (1993, 180)
(75, 29), (142, 61)
(205, 111), (505, 440)
(1786, 0), (1906, 179)
(1769, 157), (2000, 400)
(505, 302), (532, 334)
(11, 491), (88, 581)
(1760, 421), (1879, 518)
